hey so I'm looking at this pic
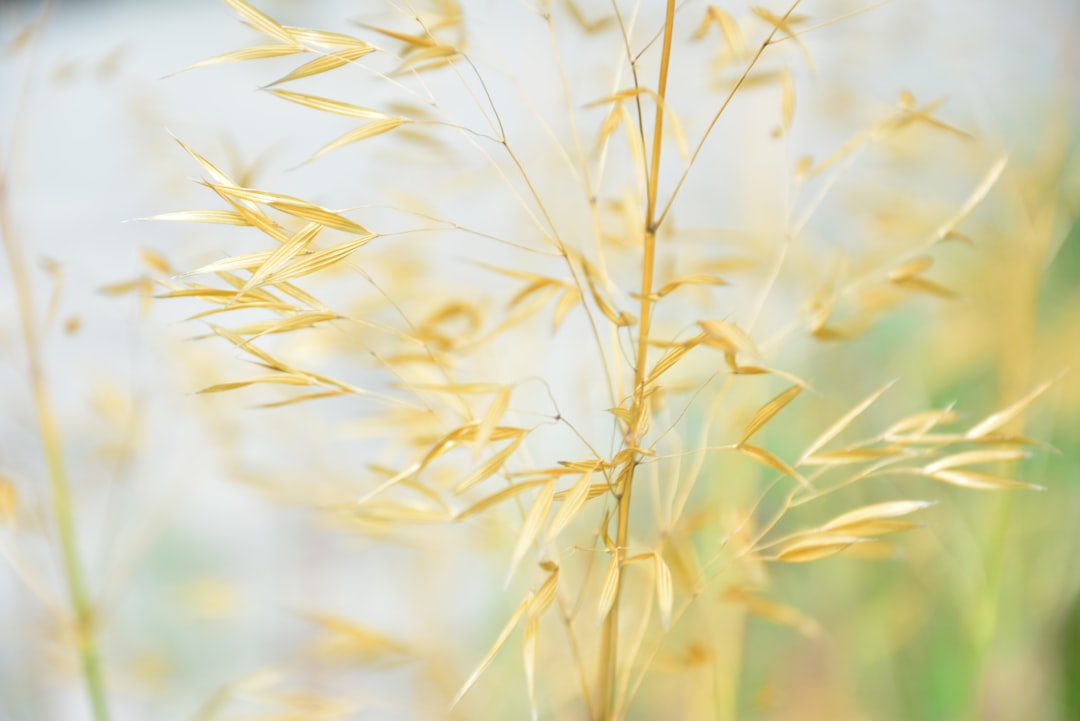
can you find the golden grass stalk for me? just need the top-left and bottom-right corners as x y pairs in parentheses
(155, 1), (1060, 719)
(595, 2), (677, 717)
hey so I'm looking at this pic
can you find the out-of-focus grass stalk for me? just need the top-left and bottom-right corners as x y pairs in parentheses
(0, 179), (110, 721)
(968, 172), (1051, 719)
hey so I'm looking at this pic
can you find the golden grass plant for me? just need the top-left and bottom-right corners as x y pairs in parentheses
(3, 0), (1069, 719)
(147, 1), (1064, 719)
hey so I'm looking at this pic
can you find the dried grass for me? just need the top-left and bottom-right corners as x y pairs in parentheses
(1, 0), (1071, 719)
(144, 2), (1064, 718)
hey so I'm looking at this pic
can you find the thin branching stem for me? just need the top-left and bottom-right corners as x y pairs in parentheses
(772, 0), (896, 45)
(611, 1), (650, 194)
(499, 142), (619, 406)
(655, 0), (804, 230)
(542, 9), (623, 417)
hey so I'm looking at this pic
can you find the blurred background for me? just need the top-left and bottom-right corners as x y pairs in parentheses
(1, 0), (1077, 720)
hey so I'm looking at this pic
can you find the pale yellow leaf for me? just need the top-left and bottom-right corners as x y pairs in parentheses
(171, 136), (240, 188)
(282, 26), (370, 49)
(883, 408), (958, 440)
(929, 156), (1008, 243)
(402, 382), (504, 395)
(269, 202), (368, 235)
(891, 276), (956, 298)
(523, 617), (539, 721)
(508, 278), (558, 308)
(654, 552), (673, 629)
(887, 255), (934, 282)
(580, 256), (635, 327)
(691, 8), (714, 39)
(740, 384), (802, 445)
(139, 249), (171, 274)
(597, 554), (620, 622)
(310, 118), (407, 161)
(450, 602), (527, 708)
(656, 274), (727, 297)
(229, 311), (340, 341)
(843, 539), (897, 559)
(300, 611), (412, 664)
(553, 483), (609, 502)
(352, 502), (451, 525)
(551, 288), (581, 331)
(738, 444), (810, 488)
(528, 567), (559, 619)
(712, 7), (745, 55)
(698, 319), (759, 356)
(453, 434), (527, 494)
(694, 6), (746, 56)
(184, 248), (276, 277)
(821, 500), (934, 536)
(395, 44), (458, 72)
(145, 210), (251, 226)
(780, 68), (795, 132)
(240, 222), (323, 295)
(269, 45), (376, 85)
(928, 469), (1043, 491)
(357, 24), (438, 48)
(0, 478), (16, 522)
(801, 448), (901, 466)
(474, 387), (511, 459)
(197, 373), (313, 394)
(924, 448), (1029, 473)
(728, 588), (820, 637)
(182, 44), (303, 73)
(421, 425), (524, 470)
(584, 87), (648, 108)
(259, 233), (376, 285)
(545, 472), (592, 542)
(773, 535), (864, 563)
(564, 0), (614, 33)
(965, 376), (1058, 439)
(269, 89), (391, 120)
(454, 480), (548, 521)
(801, 381), (894, 460)
(209, 184), (369, 235)
(224, 0), (298, 45)
(795, 154), (813, 178)
(508, 481), (555, 578)
(257, 390), (350, 408)
(645, 336), (702, 386)
(595, 105), (622, 149)
(207, 184), (283, 236)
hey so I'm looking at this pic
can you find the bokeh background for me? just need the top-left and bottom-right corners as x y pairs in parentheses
(1, 0), (1077, 720)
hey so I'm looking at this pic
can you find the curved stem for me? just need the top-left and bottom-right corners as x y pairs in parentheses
(0, 181), (110, 720)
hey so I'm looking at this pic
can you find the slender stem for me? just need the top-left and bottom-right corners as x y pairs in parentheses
(40, 386), (111, 721)
(655, 0), (803, 231)
(1, 5), (109, 713)
(643, 4), (676, 232)
(597, 3), (677, 719)
(0, 179), (110, 720)
(557, 595), (598, 721)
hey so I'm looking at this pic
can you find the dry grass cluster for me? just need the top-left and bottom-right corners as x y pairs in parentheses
(2, 0), (1075, 720)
